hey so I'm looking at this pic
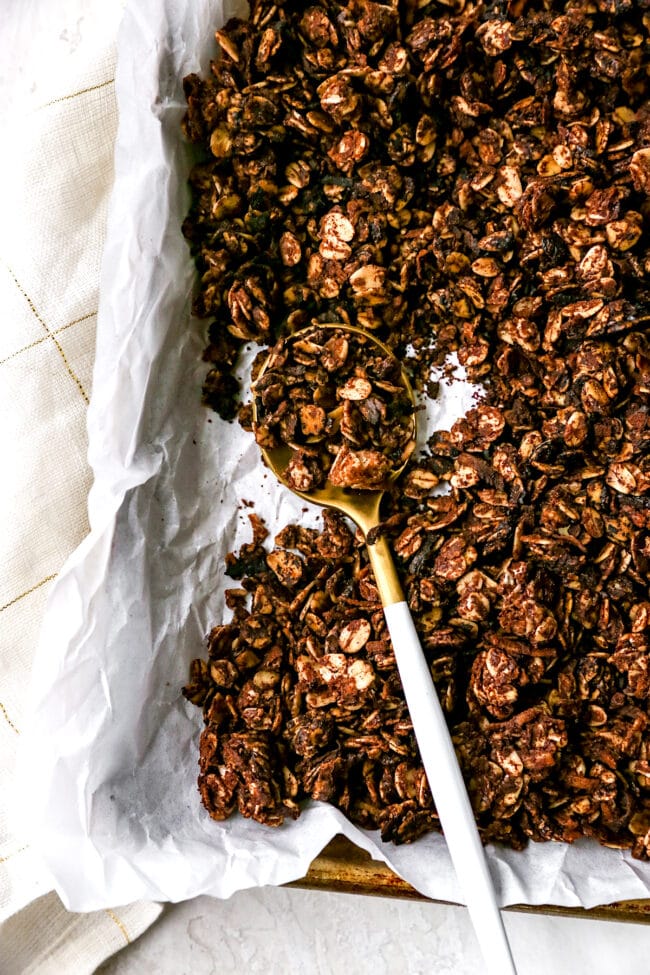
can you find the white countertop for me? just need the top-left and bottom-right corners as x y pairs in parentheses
(5, 3), (650, 974)
(96, 885), (650, 975)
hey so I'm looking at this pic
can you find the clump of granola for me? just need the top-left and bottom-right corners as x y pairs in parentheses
(184, 511), (442, 842)
(253, 326), (415, 492)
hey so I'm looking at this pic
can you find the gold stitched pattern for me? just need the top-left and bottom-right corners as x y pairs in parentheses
(0, 311), (97, 367)
(0, 845), (28, 864)
(0, 702), (20, 735)
(39, 78), (115, 109)
(0, 573), (57, 614)
(104, 909), (131, 945)
(5, 267), (90, 404)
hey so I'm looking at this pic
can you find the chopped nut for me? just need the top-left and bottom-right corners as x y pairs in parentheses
(267, 550), (304, 588)
(630, 149), (650, 194)
(339, 619), (372, 653)
(279, 231), (302, 267)
(329, 445), (392, 490)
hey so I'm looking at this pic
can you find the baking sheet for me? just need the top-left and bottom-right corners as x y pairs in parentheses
(19, 0), (650, 912)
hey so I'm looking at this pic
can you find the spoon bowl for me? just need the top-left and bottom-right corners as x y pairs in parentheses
(253, 323), (415, 503)
(252, 323), (416, 604)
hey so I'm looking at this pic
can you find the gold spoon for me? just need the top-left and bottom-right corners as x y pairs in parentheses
(253, 324), (517, 975)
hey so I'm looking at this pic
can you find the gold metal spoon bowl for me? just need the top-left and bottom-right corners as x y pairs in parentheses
(252, 323), (412, 607)
(252, 323), (517, 975)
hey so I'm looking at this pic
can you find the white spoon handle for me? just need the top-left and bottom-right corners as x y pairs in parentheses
(383, 600), (518, 975)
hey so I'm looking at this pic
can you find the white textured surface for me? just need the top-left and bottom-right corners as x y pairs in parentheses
(96, 887), (650, 975)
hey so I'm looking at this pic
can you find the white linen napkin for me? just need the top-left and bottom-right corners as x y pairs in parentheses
(0, 1), (161, 970)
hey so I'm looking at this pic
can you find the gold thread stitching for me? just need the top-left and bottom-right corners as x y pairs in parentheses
(0, 845), (28, 864)
(0, 702), (20, 735)
(0, 312), (97, 367)
(0, 573), (57, 614)
(104, 909), (131, 945)
(39, 78), (115, 108)
(5, 268), (90, 404)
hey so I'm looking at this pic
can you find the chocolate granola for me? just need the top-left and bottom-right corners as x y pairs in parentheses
(182, 0), (650, 855)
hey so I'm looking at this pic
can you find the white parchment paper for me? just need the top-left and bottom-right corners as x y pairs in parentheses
(21, 0), (650, 912)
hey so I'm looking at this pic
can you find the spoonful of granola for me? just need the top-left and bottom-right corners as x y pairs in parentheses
(252, 323), (517, 975)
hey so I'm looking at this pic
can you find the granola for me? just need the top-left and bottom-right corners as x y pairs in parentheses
(252, 326), (415, 491)
(182, 0), (650, 855)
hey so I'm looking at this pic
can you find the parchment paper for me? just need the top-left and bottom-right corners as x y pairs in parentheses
(20, 0), (650, 912)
